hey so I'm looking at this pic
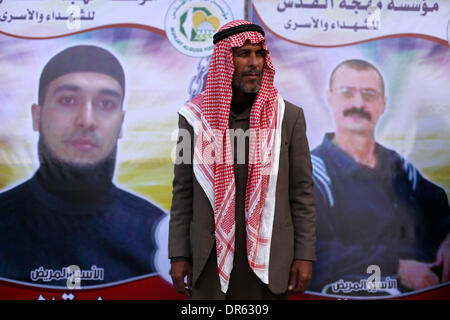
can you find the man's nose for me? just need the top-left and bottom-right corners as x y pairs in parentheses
(75, 101), (97, 130)
(248, 52), (259, 67)
(351, 90), (366, 106)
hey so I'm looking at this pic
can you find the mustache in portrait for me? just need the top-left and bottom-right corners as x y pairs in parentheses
(241, 67), (262, 77)
(343, 107), (372, 121)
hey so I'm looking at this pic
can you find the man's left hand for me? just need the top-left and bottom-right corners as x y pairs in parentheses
(288, 260), (312, 293)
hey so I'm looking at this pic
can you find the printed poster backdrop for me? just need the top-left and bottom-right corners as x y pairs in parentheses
(0, 0), (244, 300)
(252, 0), (450, 299)
(0, 0), (449, 300)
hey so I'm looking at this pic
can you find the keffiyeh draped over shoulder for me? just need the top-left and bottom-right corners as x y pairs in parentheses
(179, 20), (284, 293)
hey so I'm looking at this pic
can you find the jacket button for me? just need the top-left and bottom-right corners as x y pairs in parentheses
(211, 230), (215, 238)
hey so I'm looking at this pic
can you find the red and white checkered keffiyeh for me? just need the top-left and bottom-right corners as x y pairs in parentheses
(179, 20), (281, 293)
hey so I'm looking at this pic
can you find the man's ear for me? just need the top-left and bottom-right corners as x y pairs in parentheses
(119, 109), (126, 139)
(31, 104), (41, 132)
(326, 89), (333, 107)
(381, 95), (387, 114)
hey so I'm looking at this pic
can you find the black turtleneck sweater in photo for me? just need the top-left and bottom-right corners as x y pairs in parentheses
(0, 145), (165, 286)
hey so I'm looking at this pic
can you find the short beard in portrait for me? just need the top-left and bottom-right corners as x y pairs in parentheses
(36, 134), (118, 204)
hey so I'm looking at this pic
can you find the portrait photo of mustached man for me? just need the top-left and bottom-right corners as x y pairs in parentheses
(309, 59), (450, 294)
(0, 45), (164, 285)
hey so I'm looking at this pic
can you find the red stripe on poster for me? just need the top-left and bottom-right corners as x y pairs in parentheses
(0, 275), (186, 300)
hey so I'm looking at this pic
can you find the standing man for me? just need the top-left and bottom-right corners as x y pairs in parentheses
(169, 20), (316, 299)
(309, 59), (450, 293)
(0, 45), (164, 285)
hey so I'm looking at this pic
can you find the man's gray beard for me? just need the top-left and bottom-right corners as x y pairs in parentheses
(233, 74), (261, 94)
(239, 81), (260, 93)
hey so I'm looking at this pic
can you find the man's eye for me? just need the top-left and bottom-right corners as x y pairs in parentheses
(257, 50), (266, 57)
(98, 100), (117, 110)
(58, 96), (77, 106)
(362, 90), (379, 101)
(339, 88), (354, 98)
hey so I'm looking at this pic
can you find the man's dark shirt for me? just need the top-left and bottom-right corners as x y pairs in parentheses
(0, 174), (164, 286)
(309, 133), (450, 292)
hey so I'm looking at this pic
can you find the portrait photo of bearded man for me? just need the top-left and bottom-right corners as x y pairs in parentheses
(0, 45), (164, 286)
(169, 20), (317, 299)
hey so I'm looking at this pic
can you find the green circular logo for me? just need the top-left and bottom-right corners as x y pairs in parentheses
(165, 0), (234, 57)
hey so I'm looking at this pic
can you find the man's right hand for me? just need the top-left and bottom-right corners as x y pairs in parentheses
(398, 259), (440, 290)
(170, 261), (193, 296)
